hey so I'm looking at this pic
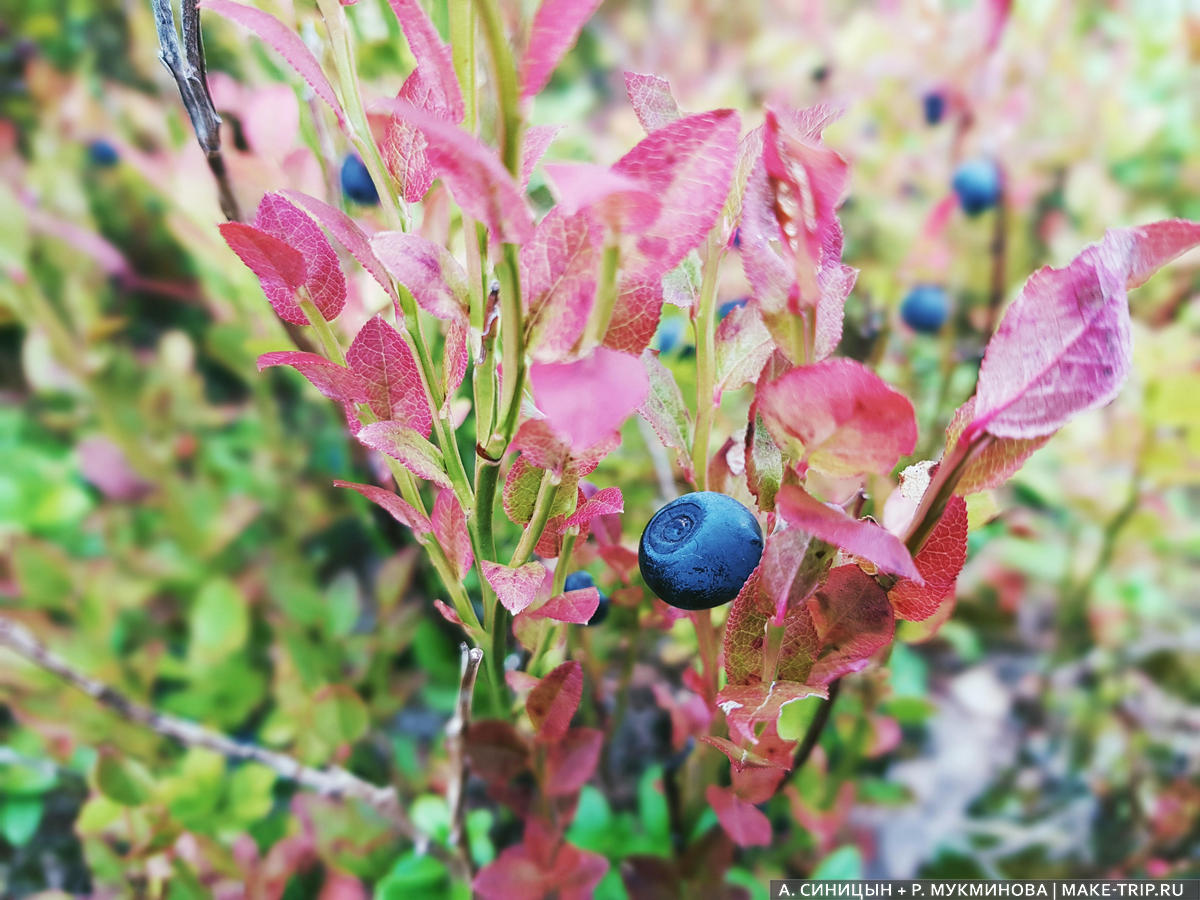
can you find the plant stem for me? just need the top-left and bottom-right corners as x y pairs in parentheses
(584, 242), (621, 347)
(789, 678), (841, 776)
(447, 0), (477, 134)
(474, 0), (522, 175)
(691, 608), (720, 702)
(510, 469), (559, 568)
(690, 241), (722, 489)
(761, 622), (786, 683)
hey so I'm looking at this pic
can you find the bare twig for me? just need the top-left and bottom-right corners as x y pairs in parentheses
(985, 179), (1008, 336)
(445, 643), (483, 880)
(0, 616), (424, 845)
(151, 0), (241, 221)
(788, 677), (841, 778)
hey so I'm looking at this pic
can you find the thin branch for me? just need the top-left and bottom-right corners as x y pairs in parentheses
(151, 0), (240, 221)
(985, 179), (1009, 336)
(0, 616), (425, 846)
(445, 643), (483, 880)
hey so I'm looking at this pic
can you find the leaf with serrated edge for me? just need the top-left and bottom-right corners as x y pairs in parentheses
(371, 231), (469, 322)
(257, 352), (369, 405)
(944, 396), (1050, 494)
(523, 588), (599, 624)
(543, 163), (662, 233)
(385, 0), (464, 121)
(334, 480), (432, 538)
(520, 0), (604, 99)
(624, 71), (682, 133)
(521, 207), (602, 362)
(199, 0), (345, 125)
(346, 316), (431, 436)
(357, 421), (450, 489)
(714, 302), (775, 401)
(481, 561), (546, 616)
(254, 193), (346, 322)
(219, 224), (307, 324)
(889, 495), (967, 621)
(637, 349), (694, 480)
(758, 358), (917, 477)
(603, 280), (664, 355)
(530, 348), (649, 454)
(717, 681), (827, 746)
(432, 489), (473, 580)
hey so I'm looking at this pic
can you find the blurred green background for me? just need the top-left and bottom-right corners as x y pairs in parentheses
(1, 0), (1198, 895)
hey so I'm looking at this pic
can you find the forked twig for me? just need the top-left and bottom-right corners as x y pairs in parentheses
(446, 644), (484, 879)
(150, 0), (241, 221)
(0, 616), (425, 845)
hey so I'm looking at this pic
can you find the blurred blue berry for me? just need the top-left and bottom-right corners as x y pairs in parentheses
(87, 139), (119, 167)
(901, 284), (950, 334)
(340, 154), (379, 205)
(952, 158), (1001, 216)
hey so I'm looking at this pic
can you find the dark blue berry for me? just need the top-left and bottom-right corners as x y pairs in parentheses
(638, 492), (763, 610)
(717, 297), (748, 321)
(900, 284), (950, 334)
(922, 91), (946, 126)
(564, 571), (609, 625)
(87, 139), (119, 167)
(952, 158), (1001, 216)
(340, 154), (379, 205)
(654, 316), (686, 355)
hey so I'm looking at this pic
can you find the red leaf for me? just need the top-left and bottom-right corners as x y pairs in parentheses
(521, 207), (603, 362)
(199, 0), (345, 125)
(254, 193), (346, 322)
(520, 0), (604, 99)
(356, 420), (450, 488)
(706, 785), (772, 848)
(717, 681), (828, 746)
(544, 727), (603, 796)
(384, 0), (464, 122)
(602, 280), (664, 355)
(379, 101), (534, 245)
(530, 348), (649, 454)
(775, 485), (921, 581)
(624, 71), (682, 133)
(481, 561), (547, 616)
(473, 833), (608, 900)
(281, 190), (400, 309)
(806, 565), (896, 685)
(758, 526), (833, 625)
(432, 489), (474, 580)
(465, 720), (531, 789)
(972, 221), (1200, 440)
(333, 480), (432, 538)
(257, 351), (369, 405)
(758, 358), (917, 477)
(524, 588), (599, 625)
(526, 660), (583, 742)
(613, 109), (741, 280)
(219, 223), (307, 325)
(699, 735), (788, 772)
(371, 231), (469, 322)
(432, 598), (463, 627)
(564, 486), (623, 528)
(889, 495), (967, 621)
(346, 316), (432, 436)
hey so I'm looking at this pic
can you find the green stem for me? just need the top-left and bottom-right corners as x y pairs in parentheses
(690, 242), (722, 489)
(474, 0), (522, 175)
(583, 242), (620, 347)
(300, 297), (346, 365)
(761, 622), (786, 683)
(691, 608), (720, 702)
(447, 0), (477, 134)
(492, 245), (525, 453)
(551, 533), (578, 596)
(510, 469), (558, 567)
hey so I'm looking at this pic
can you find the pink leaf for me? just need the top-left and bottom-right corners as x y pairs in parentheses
(257, 351), (369, 405)
(530, 348), (650, 454)
(333, 480), (432, 538)
(706, 785), (772, 848)
(254, 193), (346, 322)
(699, 736), (788, 772)
(198, 0), (345, 125)
(543, 164), (662, 232)
(564, 486), (623, 528)
(381, 105), (435, 204)
(520, 207), (603, 362)
(623, 71), (682, 133)
(544, 727), (603, 795)
(379, 101), (534, 245)
(602, 280), (664, 355)
(524, 588), (599, 624)
(889, 495), (968, 622)
(219, 223), (307, 325)
(775, 485), (921, 581)
(944, 397), (1050, 494)
(280, 190), (400, 309)
(24, 207), (130, 277)
(714, 302), (775, 401)
(432, 599), (463, 627)
(757, 358), (917, 477)
(77, 436), (153, 501)
(357, 421), (450, 488)
(384, 0), (464, 122)
(432, 489), (474, 580)
(370, 231), (469, 322)
(474, 833), (607, 900)
(613, 109), (741, 279)
(520, 0), (604, 99)
(443, 317), (470, 405)
(346, 316), (432, 436)
(525, 660), (583, 742)
(520, 125), (562, 190)
(481, 561), (547, 616)
(972, 221), (1200, 439)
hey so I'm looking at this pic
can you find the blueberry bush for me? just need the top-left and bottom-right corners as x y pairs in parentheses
(2, 0), (1199, 895)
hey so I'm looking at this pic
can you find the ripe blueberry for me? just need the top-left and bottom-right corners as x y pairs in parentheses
(87, 139), (119, 167)
(340, 154), (379, 205)
(654, 316), (686, 355)
(900, 284), (950, 334)
(922, 91), (946, 126)
(952, 158), (1001, 216)
(638, 492), (763, 610)
(564, 571), (609, 626)
(717, 297), (748, 321)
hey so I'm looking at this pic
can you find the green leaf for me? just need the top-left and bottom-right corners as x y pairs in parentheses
(0, 796), (43, 846)
(636, 765), (670, 851)
(375, 852), (449, 898)
(325, 571), (361, 637)
(0, 761), (57, 796)
(313, 685), (369, 746)
(812, 845), (863, 879)
(189, 578), (250, 666)
(94, 751), (155, 807)
(466, 809), (494, 867)
(409, 794), (450, 843)
(776, 695), (822, 742)
(226, 763), (276, 825)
